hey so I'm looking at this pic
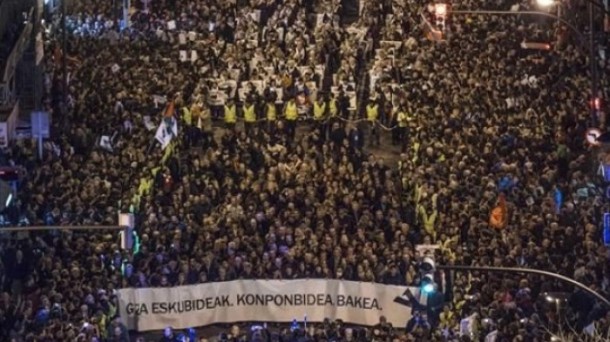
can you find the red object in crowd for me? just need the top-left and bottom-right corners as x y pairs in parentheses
(490, 193), (508, 229)
(163, 174), (173, 193)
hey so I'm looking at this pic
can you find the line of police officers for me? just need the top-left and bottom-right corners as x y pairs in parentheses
(180, 93), (415, 149)
(364, 96), (414, 150)
(220, 94), (341, 141)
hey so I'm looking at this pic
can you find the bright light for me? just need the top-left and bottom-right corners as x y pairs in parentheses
(434, 3), (448, 17)
(536, 0), (555, 7)
(545, 295), (555, 302)
(422, 283), (435, 294)
(5, 193), (11, 207)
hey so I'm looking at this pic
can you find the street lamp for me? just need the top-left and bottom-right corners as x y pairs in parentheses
(434, 3), (448, 16)
(536, 0), (556, 7)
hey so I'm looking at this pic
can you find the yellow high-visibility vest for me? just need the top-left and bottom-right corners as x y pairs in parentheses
(244, 104), (256, 123)
(313, 102), (326, 120)
(285, 101), (298, 121)
(397, 111), (408, 127)
(366, 104), (379, 122)
(266, 103), (277, 121)
(138, 177), (152, 196)
(224, 104), (236, 123)
(329, 100), (338, 117)
(182, 107), (192, 126)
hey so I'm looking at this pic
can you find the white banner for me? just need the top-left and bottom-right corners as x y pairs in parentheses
(118, 279), (417, 332)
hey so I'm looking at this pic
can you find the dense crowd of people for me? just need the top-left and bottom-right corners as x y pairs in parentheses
(0, 0), (609, 341)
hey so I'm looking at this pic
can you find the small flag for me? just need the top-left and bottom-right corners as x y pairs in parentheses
(163, 100), (176, 118)
(490, 193), (508, 229)
(99, 135), (113, 152)
(155, 101), (178, 150)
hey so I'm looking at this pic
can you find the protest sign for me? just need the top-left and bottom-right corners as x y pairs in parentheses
(118, 279), (417, 332)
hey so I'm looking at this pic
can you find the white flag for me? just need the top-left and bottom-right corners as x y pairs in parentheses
(155, 118), (178, 150)
(100, 135), (113, 152)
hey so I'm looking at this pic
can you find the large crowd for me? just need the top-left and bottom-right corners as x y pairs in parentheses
(0, 0), (609, 341)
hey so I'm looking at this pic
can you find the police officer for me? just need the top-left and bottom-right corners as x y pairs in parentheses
(366, 95), (380, 146)
(224, 97), (237, 130)
(395, 106), (408, 147)
(327, 93), (339, 139)
(313, 95), (327, 136)
(284, 97), (298, 141)
(243, 96), (257, 135)
(265, 98), (277, 134)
